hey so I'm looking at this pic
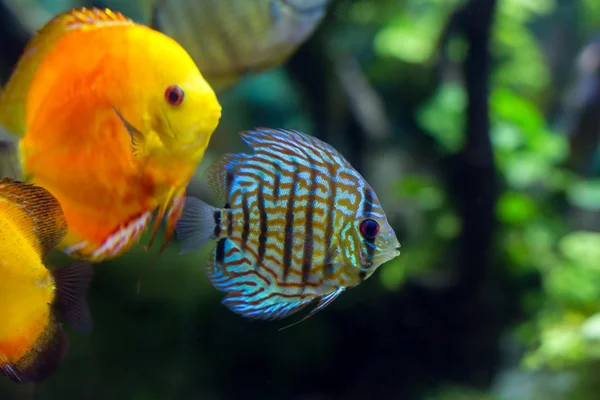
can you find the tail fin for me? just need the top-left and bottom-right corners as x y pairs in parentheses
(51, 261), (94, 335)
(175, 196), (220, 254)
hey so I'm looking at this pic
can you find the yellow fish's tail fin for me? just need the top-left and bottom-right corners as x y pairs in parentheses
(0, 7), (136, 136)
(0, 261), (93, 383)
(0, 178), (67, 256)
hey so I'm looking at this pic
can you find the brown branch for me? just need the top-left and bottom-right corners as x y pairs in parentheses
(448, 0), (499, 294)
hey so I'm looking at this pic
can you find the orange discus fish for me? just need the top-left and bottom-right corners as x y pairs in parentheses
(0, 7), (222, 261)
(0, 178), (92, 383)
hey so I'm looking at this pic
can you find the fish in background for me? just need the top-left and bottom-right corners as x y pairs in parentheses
(0, 178), (92, 384)
(149, 0), (331, 92)
(175, 128), (400, 325)
(0, 7), (222, 262)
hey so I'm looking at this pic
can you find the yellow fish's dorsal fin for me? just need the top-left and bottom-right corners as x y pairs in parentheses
(0, 178), (67, 256)
(0, 8), (137, 137)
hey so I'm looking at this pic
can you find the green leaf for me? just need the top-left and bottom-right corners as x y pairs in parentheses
(502, 153), (550, 188)
(523, 312), (587, 370)
(417, 82), (466, 153)
(544, 264), (600, 307)
(558, 231), (600, 269)
(491, 122), (525, 151)
(395, 175), (445, 210)
(529, 131), (569, 164)
(492, 11), (552, 95)
(581, 0), (600, 35)
(435, 212), (461, 239)
(497, 191), (536, 225)
(567, 180), (600, 211)
(491, 88), (546, 138)
(581, 313), (600, 342)
(373, 0), (462, 63)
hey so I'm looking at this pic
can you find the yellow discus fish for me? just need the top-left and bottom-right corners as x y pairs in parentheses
(0, 7), (222, 261)
(0, 178), (92, 384)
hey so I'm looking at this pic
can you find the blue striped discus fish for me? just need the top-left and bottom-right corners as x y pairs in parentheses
(175, 128), (400, 323)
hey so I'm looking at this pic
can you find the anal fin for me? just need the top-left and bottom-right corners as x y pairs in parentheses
(278, 287), (346, 331)
(206, 240), (316, 321)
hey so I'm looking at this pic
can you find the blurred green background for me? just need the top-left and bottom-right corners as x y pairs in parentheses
(3, 0), (600, 399)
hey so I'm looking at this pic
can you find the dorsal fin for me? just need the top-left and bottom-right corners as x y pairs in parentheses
(239, 127), (341, 156)
(0, 8), (136, 136)
(237, 127), (355, 174)
(0, 178), (67, 256)
(206, 153), (246, 203)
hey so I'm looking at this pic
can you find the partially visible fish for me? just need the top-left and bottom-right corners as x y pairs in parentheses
(150, 0), (331, 92)
(0, 178), (92, 383)
(175, 128), (400, 324)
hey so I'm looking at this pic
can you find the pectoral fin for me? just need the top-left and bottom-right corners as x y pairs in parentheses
(113, 107), (144, 160)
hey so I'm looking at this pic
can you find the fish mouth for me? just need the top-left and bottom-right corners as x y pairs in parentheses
(378, 244), (401, 266)
(281, 0), (330, 17)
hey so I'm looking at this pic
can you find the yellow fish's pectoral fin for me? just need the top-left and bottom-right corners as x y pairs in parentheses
(0, 261), (93, 384)
(0, 178), (67, 256)
(113, 107), (145, 160)
(0, 8), (136, 137)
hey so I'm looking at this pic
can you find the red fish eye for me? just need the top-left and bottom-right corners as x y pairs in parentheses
(359, 219), (380, 239)
(165, 85), (184, 106)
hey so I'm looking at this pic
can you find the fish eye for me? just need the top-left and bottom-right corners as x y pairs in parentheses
(359, 219), (379, 240)
(165, 84), (184, 106)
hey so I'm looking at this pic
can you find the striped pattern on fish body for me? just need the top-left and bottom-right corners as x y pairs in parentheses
(151, 0), (330, 92)
(176, 128), (400, 322)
